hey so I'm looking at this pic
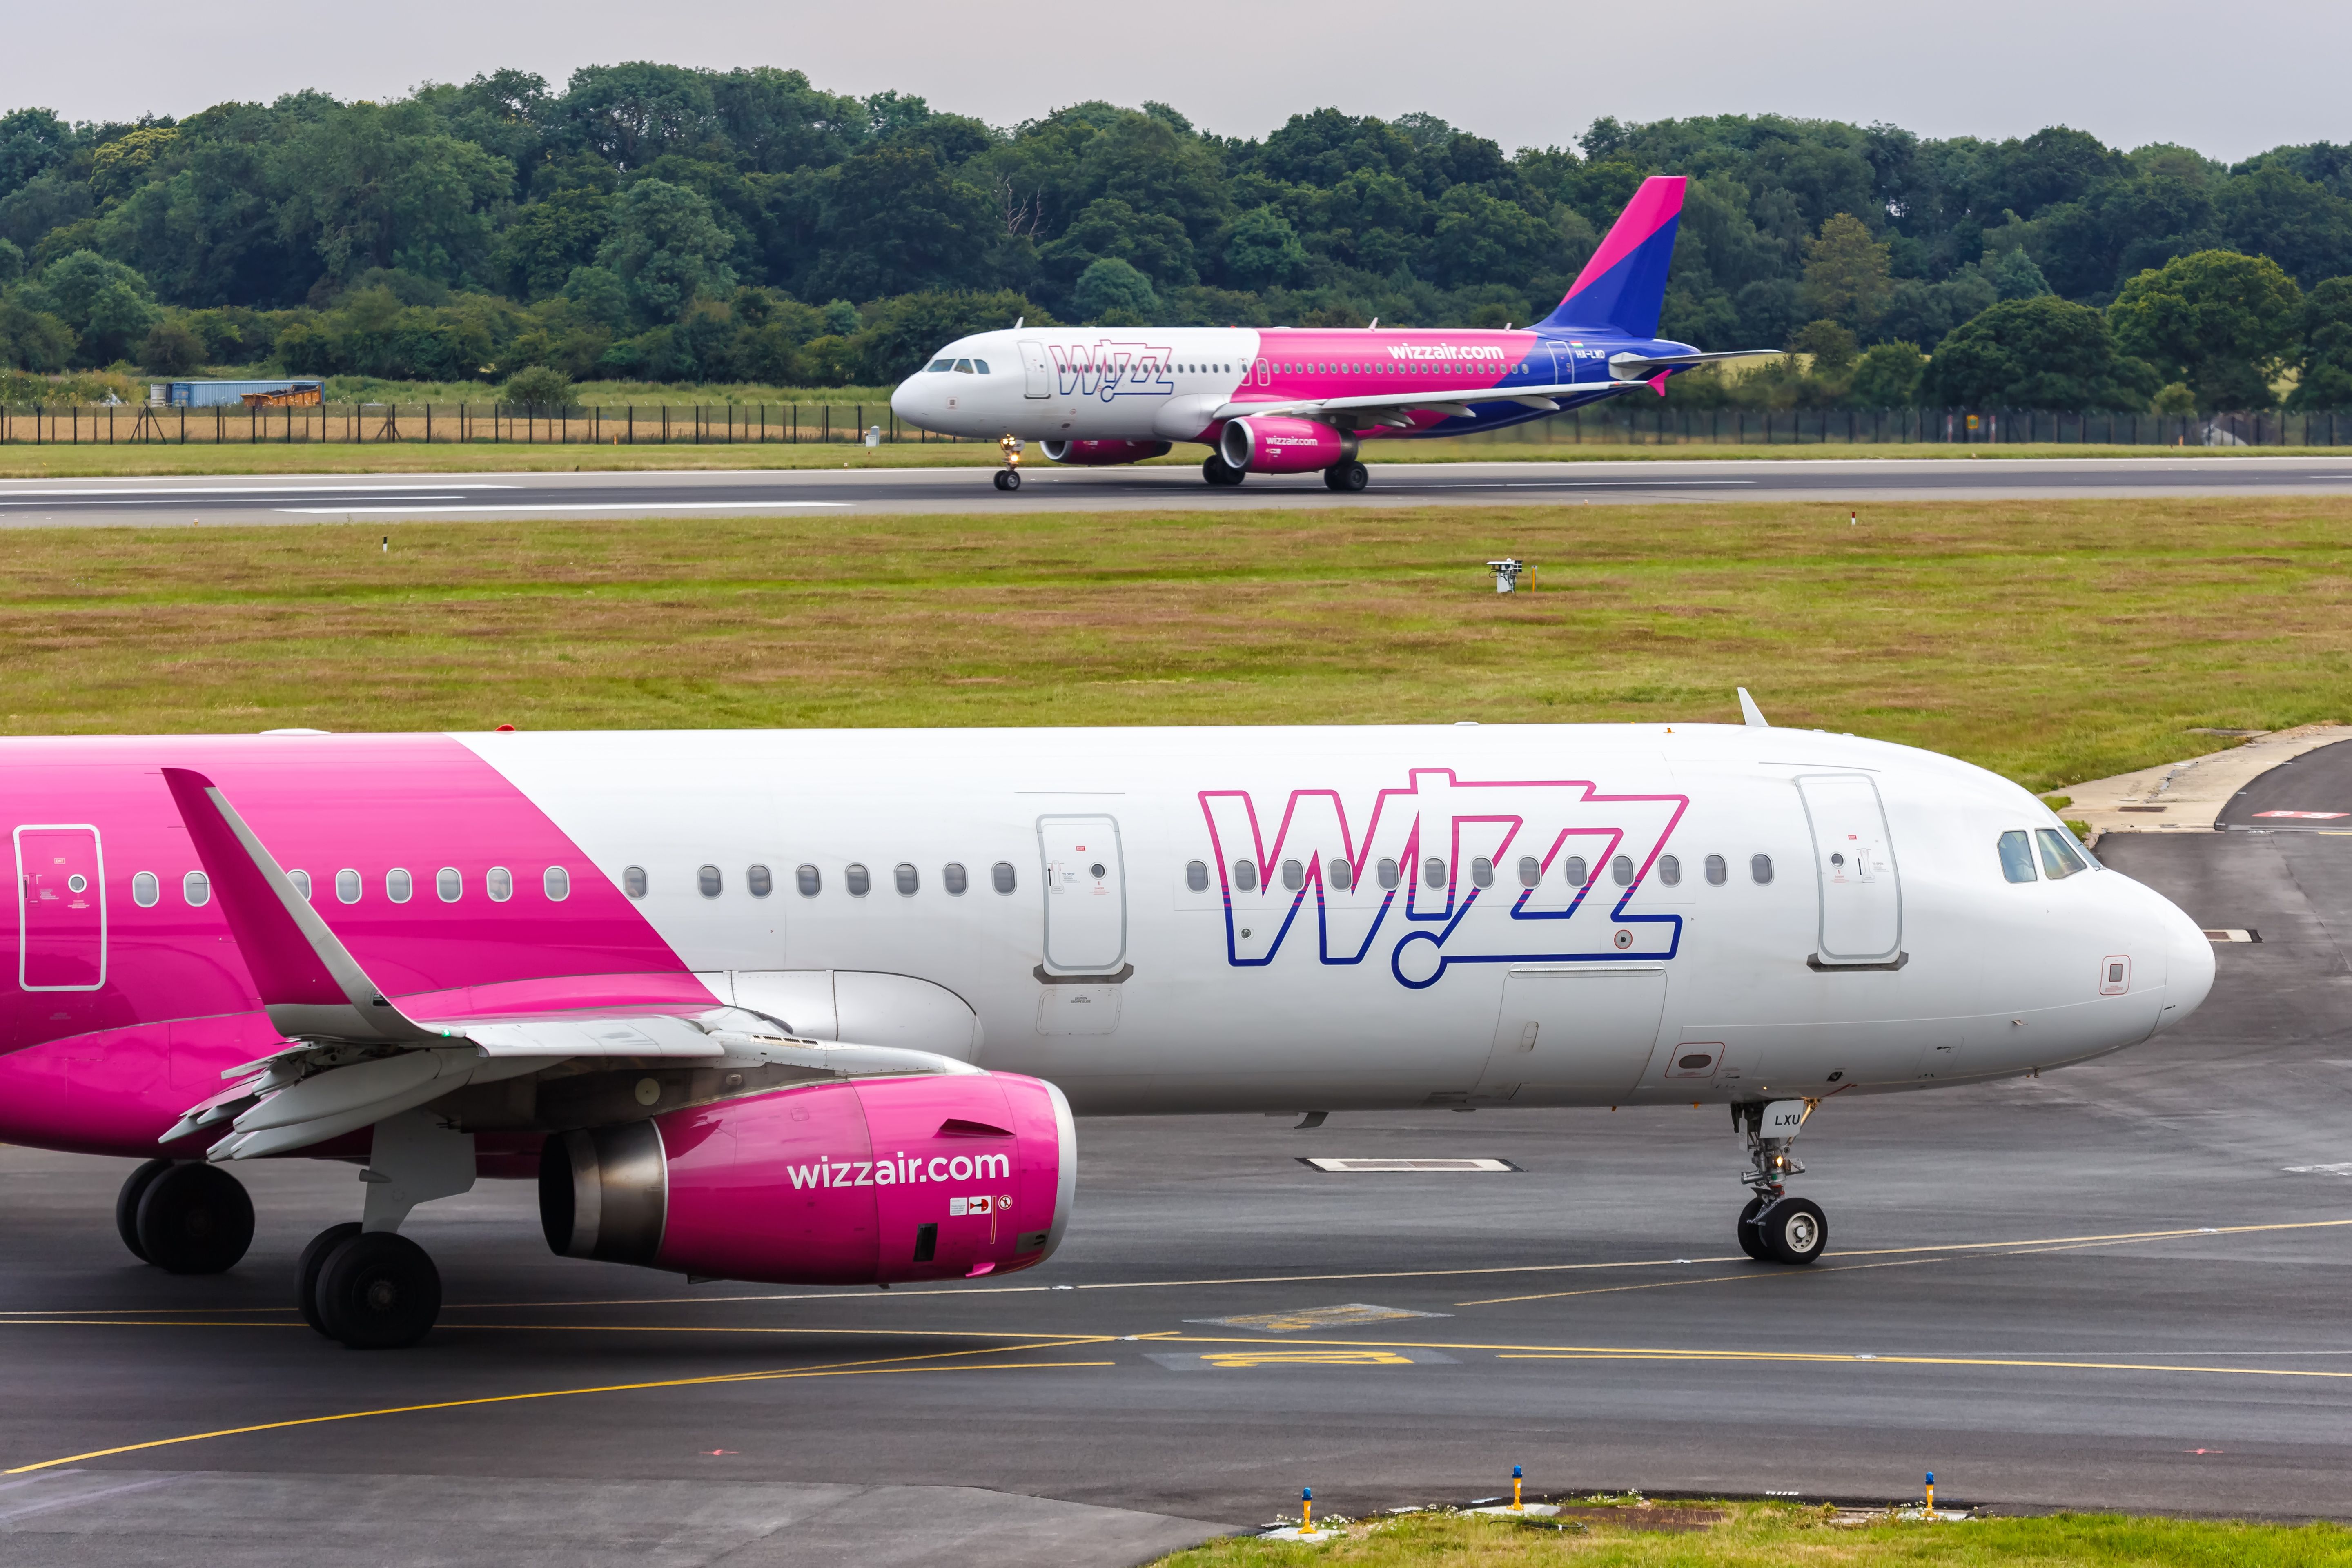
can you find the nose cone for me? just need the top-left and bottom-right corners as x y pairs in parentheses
(2156, 895), (2216, 1031)
(889, 376), (921, 423)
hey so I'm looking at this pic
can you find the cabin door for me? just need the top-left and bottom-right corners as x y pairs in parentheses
(1796, 774), (1902, 964)
(16, 825), (106, 991)
(1038, 815), (1127, 974)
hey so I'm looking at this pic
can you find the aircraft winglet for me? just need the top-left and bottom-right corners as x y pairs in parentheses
(160, 768), (433, 1044)
(1737, 688), (1769, 728)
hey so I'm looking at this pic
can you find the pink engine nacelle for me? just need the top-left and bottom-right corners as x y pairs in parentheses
(1219, 416), (1355, 474)
(1041, 438), (1171, 465)
(541, 1072), (1074, 1286)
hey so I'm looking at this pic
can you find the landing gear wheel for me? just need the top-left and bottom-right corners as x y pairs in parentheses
(134, 1161), (254, 1274)
(1735, 1195), (1771, 1261)
(116, 1158), (174, 1263)
(297, 1222), (365, 1336)
(1202, 455), (1244, 486)
(315, 1231), (441, 1349)
(1753, 1195), (1828, 1265)
(1323, 460), (1368, 492)
(994, 469), (1020, 491)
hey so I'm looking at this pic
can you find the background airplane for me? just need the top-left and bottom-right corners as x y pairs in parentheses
(889, 175), (1775, 492)
(0, 708), (2210, 1348)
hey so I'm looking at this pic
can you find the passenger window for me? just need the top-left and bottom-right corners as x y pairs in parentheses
(895, 862), (919, 896)
(1658, 855), (1681, 887)
(697, 865), (722, 898)
(1329, 857), (1352, 891)
(288, 869), (312, 901)
(1471, 856), (1494, 888)
(2036, 828), (2088, 880)
(487, 866), (513, 902)
(1423, 856), (1446, 889)
(1998, 831), (2037, 883)
(992, 861), (1017, 895)
(1233, 860), (1258, 892)
(1704, 854), (1727, 886)
(337, 868), (362, 904)
(1562, 855), (1589, 887)
(1376, 858), (1399, 889)
(1612, 855), (1635, 886)
(1282, 858), (1304, 891)
(1751, 854), (1774, 885)
(1185, 859), (1209, 892)
(133, 871), (158, 908)
(619, 866), (644, 900)
(387, 868), (413, 904)
(748, 864), (773, 898)
(437, 867), (462, 902)
(183, 870), (211, 906)
(846, 863), (871, 897)
(543, 866), (570, 901)
(1517, 855), (1541, 888)
(796, 864), (821, 897)
(944, 862), (968, 895)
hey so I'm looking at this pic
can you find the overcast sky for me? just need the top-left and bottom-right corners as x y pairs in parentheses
(8, 0), (2345, 164)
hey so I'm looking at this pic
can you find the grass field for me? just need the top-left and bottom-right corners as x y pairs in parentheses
(1150, 1501), (2352, 1566)
(0, 441), (2342, 480)
(3, 496), (2342, 791)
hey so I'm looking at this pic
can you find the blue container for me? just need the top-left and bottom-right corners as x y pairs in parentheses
(156, 379), (325, 408)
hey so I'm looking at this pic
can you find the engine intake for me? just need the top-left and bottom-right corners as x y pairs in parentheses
(1219, 416), (1356, 474)
(541, 1071), (1074, 1285)
(1041, 439), (1170, 465)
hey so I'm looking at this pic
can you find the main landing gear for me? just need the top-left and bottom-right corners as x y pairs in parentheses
(116, 1158), (254, 1274)
(1733, 1100), (1826, 1265)
(295, 1109), (475, 1350)
(1323, 460), (1368, 492)
(1202, 454), (1246, 486)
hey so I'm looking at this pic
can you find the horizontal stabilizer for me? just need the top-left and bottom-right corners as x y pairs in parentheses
(1608, 348), (1781, 381)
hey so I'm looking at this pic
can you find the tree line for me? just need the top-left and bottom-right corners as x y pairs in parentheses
(0, 65), (2348, 408)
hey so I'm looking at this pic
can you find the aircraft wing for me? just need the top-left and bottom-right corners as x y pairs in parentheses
(158, 768), (976, 1160)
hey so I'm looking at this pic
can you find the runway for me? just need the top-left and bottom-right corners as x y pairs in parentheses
(3, 825), (2349, 1562)
(3, 455), (2352, 526)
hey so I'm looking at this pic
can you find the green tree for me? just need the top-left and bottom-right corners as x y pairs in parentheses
(2108, 249), (2301, 409)
(595, 178), (735, 323)
(1221, 204), (1309, 290)
(272, 101), (513, 285)
(560, 264), (630, 329)
(1987, 247), (2052, 300)
(138, 318), (205, 374)
(1074, 257), (1158, 321)
(31, 250), (160, 363)
(1848, 340), (1927, 408)
(497, 186), (614, 300)
(0, 236), (21, 283)
(1790, 318), (1858, 372)
(500, 364), (572, 409)
(0, 295), (75, 370)
(799, 144), (993, 301)
(1926, 296), (2157, 409)
(1799, 213), (1891, 332)
(2288, 275), (2352, 409)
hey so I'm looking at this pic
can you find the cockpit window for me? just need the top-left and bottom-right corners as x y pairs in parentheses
(972, 359), (990, 374)
(2037, 827), (2089, 880)
(953, 359), (975, 373)
(1997, 830), (2037, 883)
(927, 358), (953, 372)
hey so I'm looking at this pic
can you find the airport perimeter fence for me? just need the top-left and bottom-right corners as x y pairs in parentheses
(2, 402), (2349, 448)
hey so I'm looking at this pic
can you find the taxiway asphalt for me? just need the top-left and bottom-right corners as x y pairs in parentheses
(2, 827), (2348, 1563)
(2, 454), (2352, 526)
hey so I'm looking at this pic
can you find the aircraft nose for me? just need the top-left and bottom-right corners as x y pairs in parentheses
(2155, 896), (2216, 1031)
(890, 376), (923, 423)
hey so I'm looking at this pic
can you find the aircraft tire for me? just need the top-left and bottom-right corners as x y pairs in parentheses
(994, 469), (1020, 491)
(1755, 1195), (1828, 1265)
(1202, 456), (1243, 486)
(135, 1160), (254, 1274)
(1735, 1195), (1771, 1261)
(115, 1158), (175, 1263)
(1323, 461), (1368, 492)
(297, 1222), (365, 1335)
(316, 1232), (441, 1350)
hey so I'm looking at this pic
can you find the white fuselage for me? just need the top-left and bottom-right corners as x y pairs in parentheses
(476, 722), (2212, 1116)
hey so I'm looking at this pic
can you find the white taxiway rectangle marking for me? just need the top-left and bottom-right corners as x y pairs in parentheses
(0, 484), (517, 497)
(273, 501), (852, 514)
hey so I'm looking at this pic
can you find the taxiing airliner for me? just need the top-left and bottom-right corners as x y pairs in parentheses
(889, 175), (1773, 491)
(0, 707), (2209, 1346)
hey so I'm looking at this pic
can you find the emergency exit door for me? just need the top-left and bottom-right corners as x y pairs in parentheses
(1038, 815), (1126, 973)
(16, 825), (106, 991)
(1019, 340), (1052, 399)
(1796, 775), (1902, 964)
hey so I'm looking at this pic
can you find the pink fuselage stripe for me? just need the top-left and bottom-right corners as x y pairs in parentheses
(0, 734), (700, 1157)
(1229, 331), (1539, 434)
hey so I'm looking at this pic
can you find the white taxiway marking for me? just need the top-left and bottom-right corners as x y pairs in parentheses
(0, 484), (517, 497)
(273, 500), (853, 514)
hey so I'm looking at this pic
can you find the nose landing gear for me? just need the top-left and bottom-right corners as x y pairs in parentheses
(1734, 1099), (1826, 1265)
(994, 434), (1023, 491)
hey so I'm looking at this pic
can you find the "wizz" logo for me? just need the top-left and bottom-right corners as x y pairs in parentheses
(1050, 340), (1175, 401)
(1198, 768), (1688, 988)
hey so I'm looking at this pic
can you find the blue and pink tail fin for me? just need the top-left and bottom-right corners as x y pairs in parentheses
(1541, 175), (1686, 339)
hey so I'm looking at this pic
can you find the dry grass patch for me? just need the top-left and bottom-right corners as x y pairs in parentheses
(2, 497), (2346, 791)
